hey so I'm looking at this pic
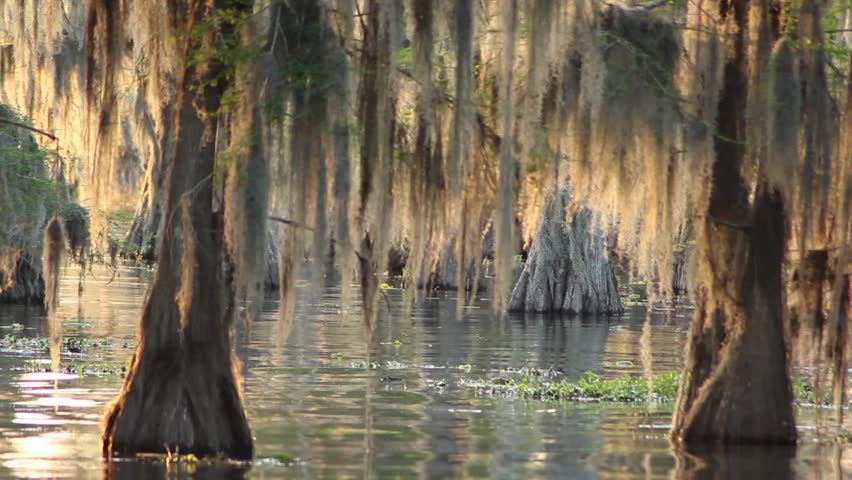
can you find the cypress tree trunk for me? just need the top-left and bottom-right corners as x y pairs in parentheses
(508, 186), (622, 314)
(125, 105), (172, 261)
(0, 252), (44, 304)
(671, 0), (795, 445)
(672, 185), (794, 444)
(102, 0), (252, 459)
(420, 235), (484, 292)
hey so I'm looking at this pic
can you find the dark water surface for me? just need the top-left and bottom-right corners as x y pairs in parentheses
(0, 265), (849, 479)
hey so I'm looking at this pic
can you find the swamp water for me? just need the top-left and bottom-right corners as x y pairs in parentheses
(0, 265), (848, 479)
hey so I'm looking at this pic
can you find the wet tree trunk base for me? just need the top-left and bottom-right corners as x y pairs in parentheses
(103, 344), (253, 459)
(0, 251), (44, 305)
(509, 187), (622, 314)
(102, 0), (254, 459)
(672, 188), (795, 445)
(418, 236), (485, 292)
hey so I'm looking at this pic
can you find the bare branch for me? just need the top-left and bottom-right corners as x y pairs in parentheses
(638, 0), (669, 9)
(268, 215), (369, 263)
(0, 119), (58, 141)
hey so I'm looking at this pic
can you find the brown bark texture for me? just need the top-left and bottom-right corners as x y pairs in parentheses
(0, 251), (44, 304)
(672, 0), (795, 445)
(102, 0), (253, 460)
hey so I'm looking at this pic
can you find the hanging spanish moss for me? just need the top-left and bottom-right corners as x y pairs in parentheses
(42, 217), (64, 313)
(516, 0), (564, 246)
(403, 0), (438, 302)
(577, 3), (681, 294)
(827, 42), (852, 421)
(332, 0), (356, 307)
(84, 0), (124, 251)
(44, 215), (64, 373)
(493, 0), (519, 314)
(266, 0), (337, 320)
(789, 2), (842, 375)
(767, 39), (801, 191)
(449, 0), (473, 204)
(797, 1), (835, 253)
(520, 0), (556, 158)
(776, 1), (852, 425)
(356, 0), (402, 329)
(449, 0), (475, 310)
(225, 14), (269, 324)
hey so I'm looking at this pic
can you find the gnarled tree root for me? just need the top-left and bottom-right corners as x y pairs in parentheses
(509, 186), (623, 315)
(102, 347), (253, 460)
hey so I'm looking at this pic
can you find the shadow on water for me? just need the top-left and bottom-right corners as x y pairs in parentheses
(672, 444), (796, 480)
(102, 460), (252, 480)
(0, 266), (848, 478)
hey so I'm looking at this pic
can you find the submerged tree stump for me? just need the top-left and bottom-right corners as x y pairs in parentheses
(418, 236), (486, 292)
(672, 188), (795, 445)
(0, 251), (44, 304)
(508, 187), (622, 314)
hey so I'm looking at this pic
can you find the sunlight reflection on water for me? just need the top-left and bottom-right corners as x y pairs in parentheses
(0, 265), (845, 478)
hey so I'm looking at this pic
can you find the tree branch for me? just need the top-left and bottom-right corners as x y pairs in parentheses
(0, 119), (58, 141)
(637, 0), (669, 9)
(268, 215), (369, 263)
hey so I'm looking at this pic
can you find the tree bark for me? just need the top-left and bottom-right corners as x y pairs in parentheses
(102, 0), (253, 459)
(671, 0), (795, 445)
(508, 186), (622, 314)
(672, 187), (795, 444)
(0, 251), (44, 305)
(124, 105), (173, 261)
(418, 235), (485, 292)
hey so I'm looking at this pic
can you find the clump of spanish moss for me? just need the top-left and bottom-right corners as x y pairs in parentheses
(265, 0), (337, 321)
(331, 0), (356, 307)
(767, 38), (801, 191)
(62, 202), (90, 261)
(355, 0), (402, 329)
(42, 217), (65, 313)
(493, 0), (519, 314)
(225, 17), (269, 324)
(403, 0), (439, 303)
(84, 0), (126, 252)
(0, 105), (72, 305)
(569, 2), (682, 296)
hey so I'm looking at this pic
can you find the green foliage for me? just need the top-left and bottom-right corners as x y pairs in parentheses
(105, 208), (137, 258)
(262, 2), (344, 124)
(107, 209), (134, 225)
(465, 370), (847, 406)
(0, 333), (113, 354)
(136, 447), (234, 470)
(108, 235), (141, 259)
(790, 380), (842, 406)
(187, 2), (262, 114)
(24, 359), (128, 376)
(781, 1), (852, 66)
(398, 46), (413, 70)
(465, 370), (679, 403)
(0, 105), (74, 250)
